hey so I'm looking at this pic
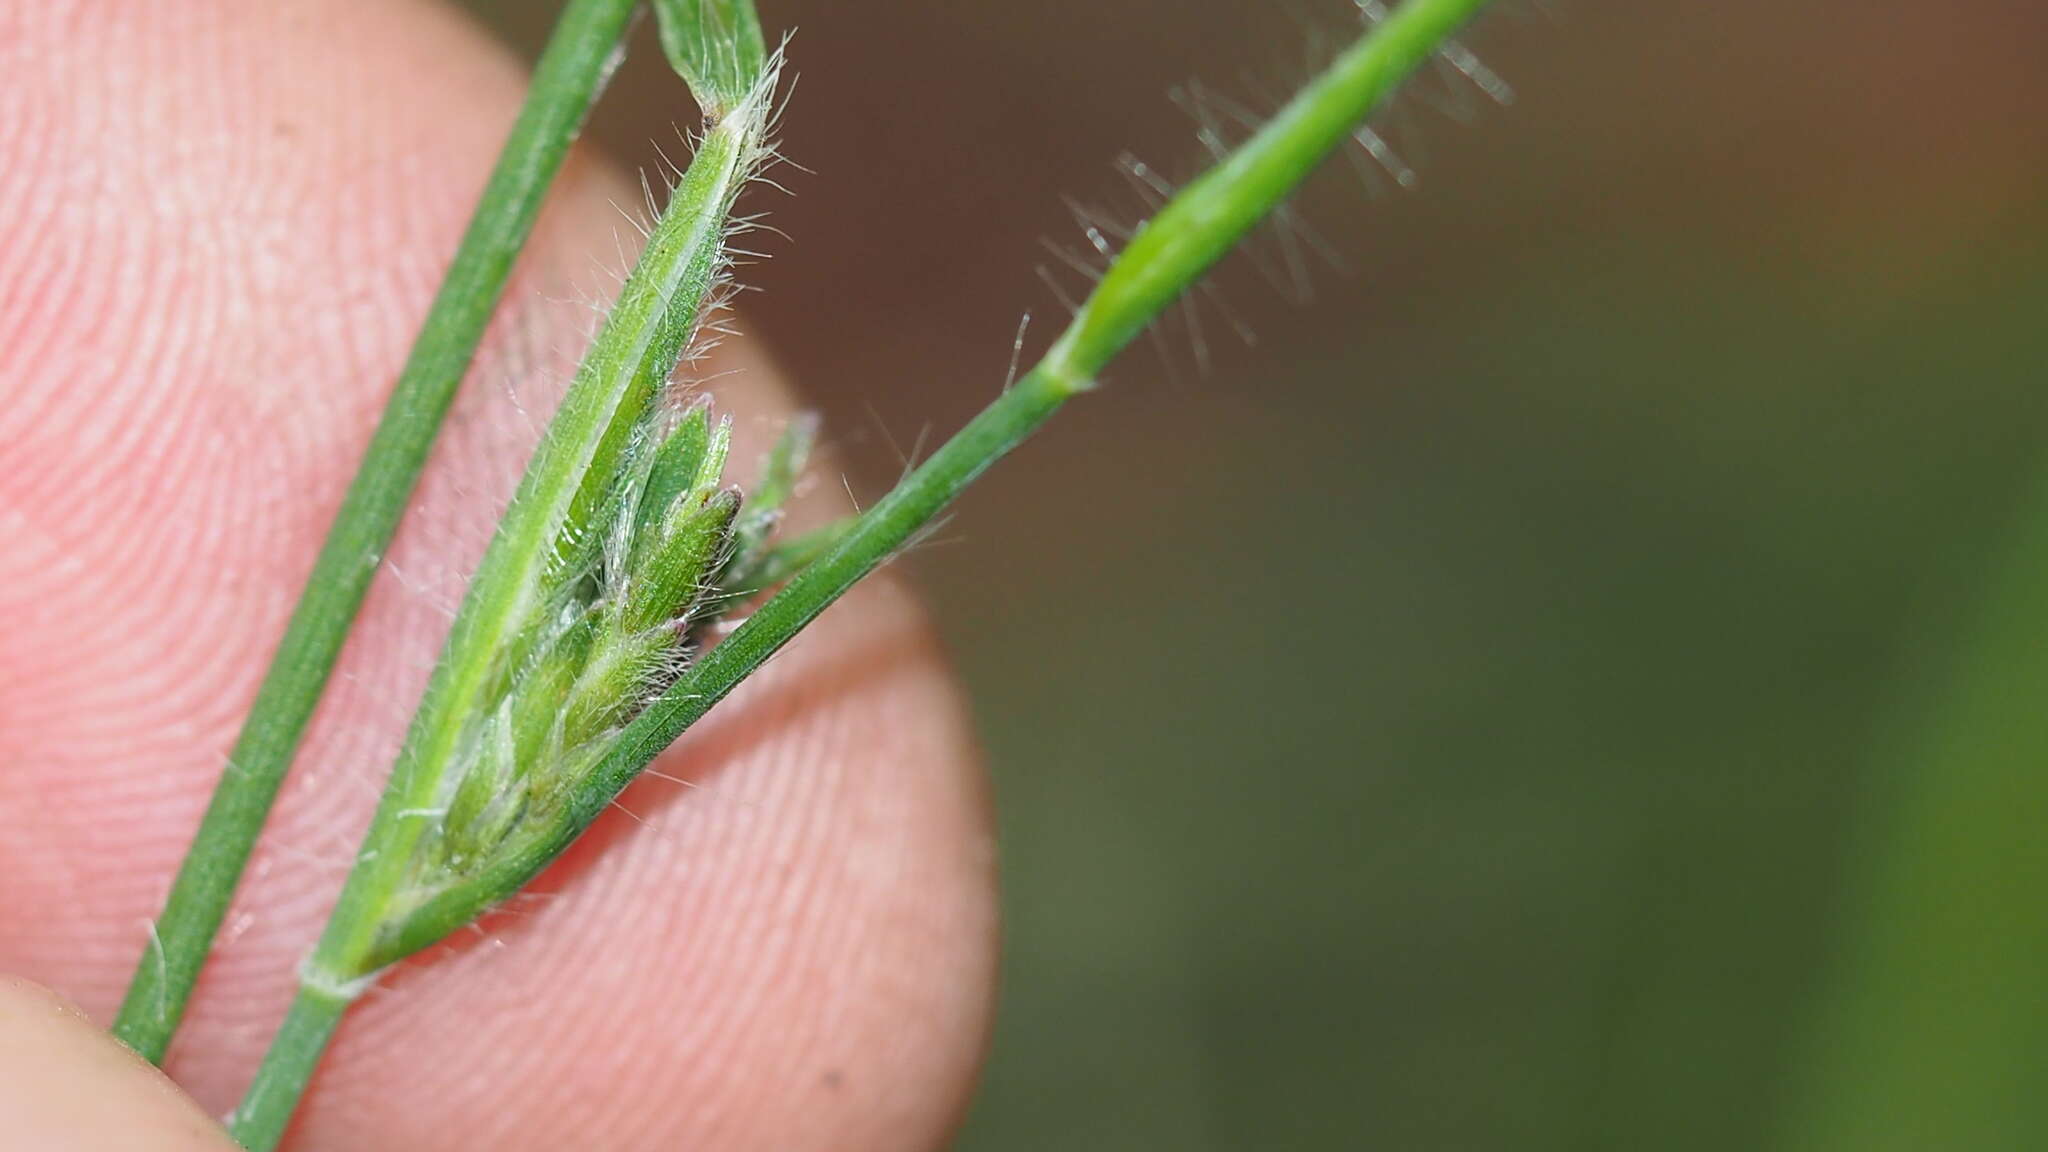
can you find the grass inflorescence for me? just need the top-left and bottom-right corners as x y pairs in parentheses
(228, 13), (788, 1147)
(115, 1), (1510, 1145)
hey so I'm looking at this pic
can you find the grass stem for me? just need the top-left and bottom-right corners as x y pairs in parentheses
(225, 985), (351, 1152)
(665, 0), (1502, 751)
(112, 0), (638, 1065)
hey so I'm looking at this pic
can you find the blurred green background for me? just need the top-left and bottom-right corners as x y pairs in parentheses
(477, 1), (2048, 1147)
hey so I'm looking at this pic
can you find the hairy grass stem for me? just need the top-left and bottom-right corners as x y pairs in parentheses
(112, 0), (639, 1066)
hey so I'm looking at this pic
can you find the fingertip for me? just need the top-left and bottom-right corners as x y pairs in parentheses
(0, 977), (238, 1152)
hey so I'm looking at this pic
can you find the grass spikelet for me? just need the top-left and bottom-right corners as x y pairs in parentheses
(227, 36), (797, 1152)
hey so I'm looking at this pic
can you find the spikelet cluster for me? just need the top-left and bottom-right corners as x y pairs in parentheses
(424, 402), (815, 880)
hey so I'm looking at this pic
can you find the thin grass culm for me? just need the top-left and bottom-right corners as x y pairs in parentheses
(111, 0), (640, 1066)
(223, 0), (1498, 1144)
(561, 0), (1505, 838)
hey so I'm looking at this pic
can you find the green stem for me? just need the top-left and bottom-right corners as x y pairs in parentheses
(225, 985), (351, 1152)
(614, 0), (1502, 825)
(372, 0), (1502, 959)
(113, 0), (638, 1065)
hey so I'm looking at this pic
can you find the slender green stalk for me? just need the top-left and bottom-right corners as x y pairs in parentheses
(221, 987), (351, 1152)
(678, 0), (1502, 728)
(1785, 393), (2048, 1148)
(112, 0), (638, 1065)
(370, 0), (1503, 960)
